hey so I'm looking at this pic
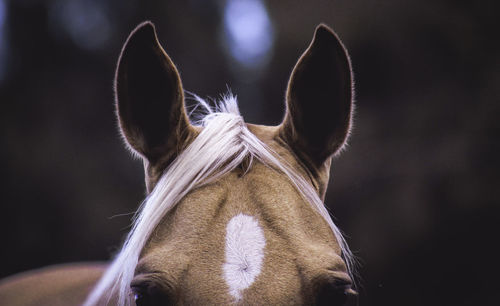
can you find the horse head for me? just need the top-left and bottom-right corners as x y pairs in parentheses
(86, 21), (355, 306)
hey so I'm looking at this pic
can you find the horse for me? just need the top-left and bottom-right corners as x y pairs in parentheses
(0, 21), (356, 305)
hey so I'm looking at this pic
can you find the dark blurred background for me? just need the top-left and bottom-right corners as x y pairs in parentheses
(1, 0), (498, 305)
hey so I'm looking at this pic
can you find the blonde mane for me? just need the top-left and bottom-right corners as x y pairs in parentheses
(84, 94), (355, 306)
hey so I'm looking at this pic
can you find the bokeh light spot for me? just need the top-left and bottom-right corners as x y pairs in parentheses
(223, 0), (274, 69)
(50, 0), (112, 51)
(0, 0), (8, 82)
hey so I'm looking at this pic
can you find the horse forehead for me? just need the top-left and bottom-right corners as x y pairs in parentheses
(142, 132), (338, 260)
(137, 124), (341, 302)
(139, 163), (340, 281)
(145, 164), (309, 245)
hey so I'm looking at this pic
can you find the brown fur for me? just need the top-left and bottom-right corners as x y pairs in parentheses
(0, 263), (106, 306)
(136, 145), (352, 305)
(0, 22), (355, 305)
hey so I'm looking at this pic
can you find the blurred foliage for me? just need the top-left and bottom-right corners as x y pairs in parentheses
(0, 0), (498, 305)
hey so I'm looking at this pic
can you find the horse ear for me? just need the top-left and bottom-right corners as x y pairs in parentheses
(280, 24), (353, 169)
(115, 21), (194, 162)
